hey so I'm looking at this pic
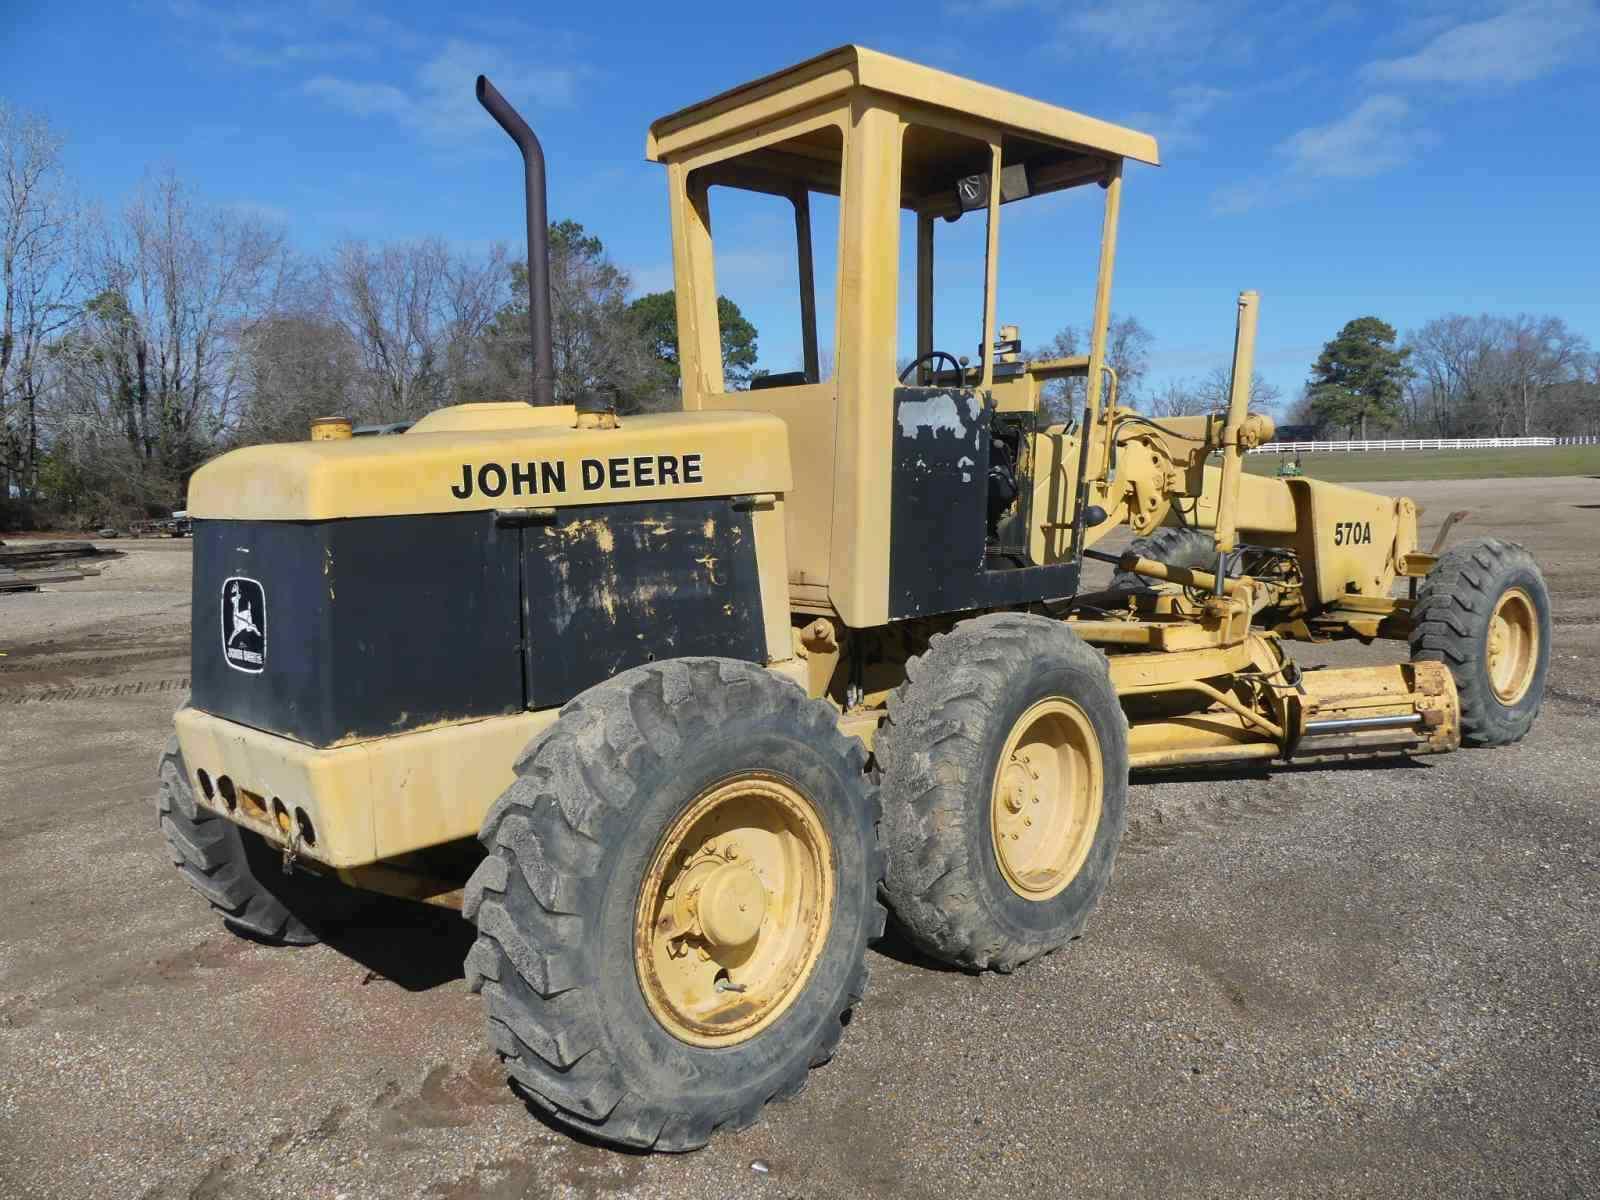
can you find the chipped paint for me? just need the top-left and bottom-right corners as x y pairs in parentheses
(895, 391), (969, 439)
(561, 518), (615, 554)
(518, 497), (767, 710)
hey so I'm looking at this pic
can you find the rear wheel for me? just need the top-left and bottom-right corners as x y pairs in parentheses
(463, 658), (883, 1151)
(157, 736), (340, 945)
(1410, 537), (1550, 746)
(877, 614), (1128, 972)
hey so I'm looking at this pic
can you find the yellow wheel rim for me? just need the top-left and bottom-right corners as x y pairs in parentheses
(991, 698), (1103, 902)
(634, 773), (834, 1048)
(1486, 587), (1538, 704)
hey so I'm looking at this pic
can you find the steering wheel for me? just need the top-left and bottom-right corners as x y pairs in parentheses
(898, 350), (965, 386)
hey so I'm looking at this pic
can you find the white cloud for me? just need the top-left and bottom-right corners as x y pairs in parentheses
(167, 0), (409, 68)
(1365, 0), (1599, 86)
(223, 200), (291, 226)
(301, 77), (412, 121)
(1058, 0), (1232, 55)
(303, 39), (584, 143)
(1123, 85), (1230, 154)
(1209, 94), (1433, 214)
(1192, 3), (1594, 217)
(1278, 94), (1434, 179)
(1210, 177), (1278, 216)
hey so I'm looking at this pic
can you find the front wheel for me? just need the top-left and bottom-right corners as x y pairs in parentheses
(877, 613), (1129, 972)
(1110, 526), (1216, 591)
(463, 658), (884, 1151)
(1411, 537), (1550, 746)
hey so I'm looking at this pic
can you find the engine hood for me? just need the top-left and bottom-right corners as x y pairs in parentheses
(188, 405), (792, 521)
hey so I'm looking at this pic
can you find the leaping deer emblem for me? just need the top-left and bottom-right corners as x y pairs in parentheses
(227, 582), (261, 646)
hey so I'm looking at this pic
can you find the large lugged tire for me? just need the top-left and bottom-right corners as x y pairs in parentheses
(877, 613), (1128, 972)
(157, 736), (323, 945)
(1410, 537), (1550, 747)
(1110, 526), (1215, 591)
(463, 659), (884, 1152)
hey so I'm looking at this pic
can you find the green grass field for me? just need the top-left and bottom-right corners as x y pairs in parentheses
(1243, 445), (1600, 483)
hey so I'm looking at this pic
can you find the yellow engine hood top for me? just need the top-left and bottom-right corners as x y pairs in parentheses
(188, 404), (793, 521)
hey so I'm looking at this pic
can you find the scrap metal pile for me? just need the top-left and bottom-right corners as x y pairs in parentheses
(0, 540), (118, 593)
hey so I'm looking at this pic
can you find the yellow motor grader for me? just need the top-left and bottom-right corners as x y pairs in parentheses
(157, 48), (1550, 1150)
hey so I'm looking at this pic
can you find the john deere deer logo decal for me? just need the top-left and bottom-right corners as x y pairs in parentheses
(221, 577), (266, 673)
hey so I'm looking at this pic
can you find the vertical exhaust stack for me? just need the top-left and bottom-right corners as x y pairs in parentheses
(476, 74), (555, 407)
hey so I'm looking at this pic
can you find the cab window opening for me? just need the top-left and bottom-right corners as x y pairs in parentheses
(896, 123), (995, 389)
(688, 125), (843, 393)
(996, 131), (1112, 426)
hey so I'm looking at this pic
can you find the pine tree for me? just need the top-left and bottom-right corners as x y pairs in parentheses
(627, 290), (760, 391)
(1307, 317), (1412, 438)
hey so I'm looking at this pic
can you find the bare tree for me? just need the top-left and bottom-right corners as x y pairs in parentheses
(43, 171), (290, 512)
(1029, 314), (1152, 424)
(1, 101), (85, 499)
(327, 237), (448, 421)
(1403, 314), (1591, 437)
(327, 237), (507, 422)
(1145, 378), (1208, 418)
(235, 311), (361, 444)
(1403, 314), (1501, 436)
(1196, 366), (1281, 413)
(1505, 314), (1587, 437)
(1143, 368), (1281, 419)
(480, 221), (658, 410)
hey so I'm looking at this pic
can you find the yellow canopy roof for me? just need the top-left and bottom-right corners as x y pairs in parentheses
(647, 44), (1159, 167)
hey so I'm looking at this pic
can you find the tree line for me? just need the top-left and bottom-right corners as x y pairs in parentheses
(0, 102), (761, 527)
(1293, 313), (1598, 441)
(1065, 312), (1597, 442)
(4, 100), (1595, 527)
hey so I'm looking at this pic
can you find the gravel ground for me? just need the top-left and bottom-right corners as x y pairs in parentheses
(1, 476), (1597, 1199)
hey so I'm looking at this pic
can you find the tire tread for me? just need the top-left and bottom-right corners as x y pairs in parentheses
(877, 613), (1128, 972)
(1409, 537), (1549, 747)
(464, 658), (884, 1151)
(155, 736), (318, 945)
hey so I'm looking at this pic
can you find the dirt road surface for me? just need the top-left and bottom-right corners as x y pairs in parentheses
(2, 476), (1597, 1199)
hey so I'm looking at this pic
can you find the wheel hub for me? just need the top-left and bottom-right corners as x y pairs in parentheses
(1486, 587), (1538, 704)
(991, 699), (1103, 902)
(670, 850), (768, 950)
(635, 775), (833, 1047)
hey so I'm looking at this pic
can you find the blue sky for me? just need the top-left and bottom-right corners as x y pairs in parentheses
(4, 0), (1599, 404)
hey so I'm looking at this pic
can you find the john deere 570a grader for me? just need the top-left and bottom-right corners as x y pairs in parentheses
(158, 48), (1550, 1150)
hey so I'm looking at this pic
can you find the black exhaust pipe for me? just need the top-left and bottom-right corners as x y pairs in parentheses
(476, 74), (555, 408)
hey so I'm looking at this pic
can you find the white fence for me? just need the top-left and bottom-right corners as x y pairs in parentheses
(1251, 436), (1599, 454)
